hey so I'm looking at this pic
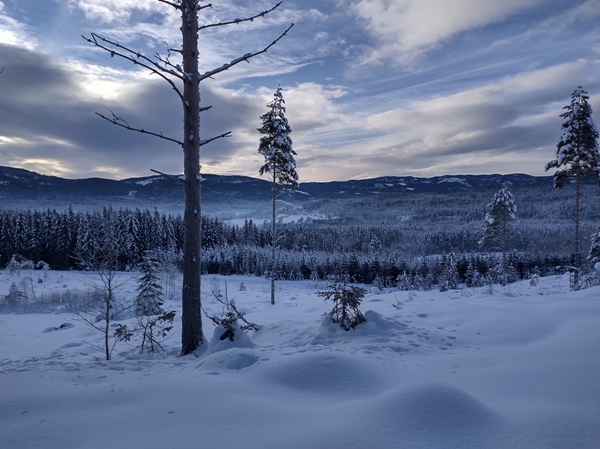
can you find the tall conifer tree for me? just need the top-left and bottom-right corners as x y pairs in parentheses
(258, 86), (298, 304)
(545, 86), (600, 281)
(479, 186), (518, 264)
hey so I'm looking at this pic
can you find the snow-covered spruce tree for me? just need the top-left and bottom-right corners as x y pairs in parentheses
(258, 86), (298, 305)
(588, 225), (600, 264)
(479, 186), (517, 266)
(545, 86), (600, 283)
(84, 2), (292, 355)
(465, 262), (482, 287)
(396, 271), (414, 291)
(135, 254), (165, 316)
(439, 252), (460, 292)
(114, 254), (176, 353)
(317, 276), (366, 331)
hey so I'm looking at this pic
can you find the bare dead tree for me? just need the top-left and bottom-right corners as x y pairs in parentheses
(73, 213), (132, 360)
(84, 1), (293, 355)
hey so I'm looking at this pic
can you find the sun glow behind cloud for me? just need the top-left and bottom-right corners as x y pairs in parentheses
(0, 0), (598, 181)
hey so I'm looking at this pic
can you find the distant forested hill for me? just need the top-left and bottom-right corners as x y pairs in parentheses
(0, 165), (555, 214)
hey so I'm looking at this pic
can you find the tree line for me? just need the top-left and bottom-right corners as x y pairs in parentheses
(0, 206), (574, 288)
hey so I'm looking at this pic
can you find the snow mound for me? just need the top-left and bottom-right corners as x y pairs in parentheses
(264, 352), (387, 398)
(374, 384), (502, 447)
(205, 322), (254, 354)
(197, 348), (260, 372)
(316, 310), (394, 336)
(357, 310), (393, 333)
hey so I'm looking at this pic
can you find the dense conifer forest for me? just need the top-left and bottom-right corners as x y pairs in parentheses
(1, 182), (597, 289)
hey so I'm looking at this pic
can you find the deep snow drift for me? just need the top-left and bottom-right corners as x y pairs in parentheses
(1, 270), (599, 448)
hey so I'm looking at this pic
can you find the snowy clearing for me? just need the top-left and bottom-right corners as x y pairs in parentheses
(1, 271), (599, 448)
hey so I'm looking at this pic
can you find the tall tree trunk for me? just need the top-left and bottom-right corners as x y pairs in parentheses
(181, 0), (203, 355)
(105, 291), (111, 361)
(574, 170), (580, 284)
(271, 168), (276, 305)
(502, 218), (507, 285)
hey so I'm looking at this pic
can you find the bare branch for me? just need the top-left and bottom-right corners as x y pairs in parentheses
(197, 3), (213, 11)
(199, 131), (231, 147)
(83, 33), (184, 101)
(198, 23), (293, 82)
(157, 0), (182, 9)
(199, 105), (213, 112)
(198, 2), (281, 31)
(0, 67), (3, 74)
(96, 111), (184, 146)
(150, 168), (185, 183)
(155, 46), (185, 74)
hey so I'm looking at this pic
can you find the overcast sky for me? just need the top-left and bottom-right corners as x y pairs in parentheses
(0, 0), (599, 182)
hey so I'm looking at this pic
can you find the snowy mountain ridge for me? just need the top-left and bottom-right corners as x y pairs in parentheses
(0, 166), (553, 210)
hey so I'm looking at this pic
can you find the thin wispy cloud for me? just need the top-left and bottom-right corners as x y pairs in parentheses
(0, 2), (38, 49)
(350, 0), (541, 66)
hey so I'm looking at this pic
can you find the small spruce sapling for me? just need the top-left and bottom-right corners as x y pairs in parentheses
(115, 254), (176, 353)
(317, 275), (367, 330)
(396, 271), (414, 291)
(203, 277), (258, 342)
(439, 252), (460, 292)
(135, 254), (165, 316)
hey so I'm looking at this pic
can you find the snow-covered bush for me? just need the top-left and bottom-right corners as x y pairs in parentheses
(529, 273), (540, 287)
(115, 309), (176, 353)
(5, 281), (26, 305)
(7, 254), (34, 276)
(203, 277), (258, 342)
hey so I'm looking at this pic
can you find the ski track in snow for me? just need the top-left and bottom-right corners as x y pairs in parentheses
(1, 271), (599, 448)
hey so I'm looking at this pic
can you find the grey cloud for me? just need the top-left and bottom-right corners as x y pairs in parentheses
(0, 43), (268, 178)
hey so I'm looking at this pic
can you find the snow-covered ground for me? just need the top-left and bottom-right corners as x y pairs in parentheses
(1, 270), (599, 448)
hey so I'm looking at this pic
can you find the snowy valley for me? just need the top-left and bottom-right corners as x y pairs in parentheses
(1, 168), (599, 448)
(1, 270), (599, 448)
